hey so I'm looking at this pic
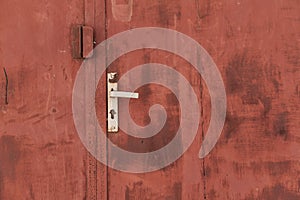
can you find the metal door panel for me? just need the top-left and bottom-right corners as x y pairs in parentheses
(101, 0), (300, 199)
(0, 0), (88, 199)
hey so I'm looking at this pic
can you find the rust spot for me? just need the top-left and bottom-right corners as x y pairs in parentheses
(138, 84), (152, 101)
(125, 181), (148, 200)
(158, 3), (170, 26)
(41, 142), (56, 150)
(62, 67), (68, 80)
(249, 161), (294, 177)
(143, 52), (151, 63)
(157, 0), (181, 26)
(242, 91), (260, 104)
(260, 97), (272, 116)
(50, 107), (57, 114)
(221, 178), (230, 189)
(266, 161), (292, 176)
(205, 166), (211, 178)
(246, 184), (300, 200)
(271, 79), (280, 94)
(29, 184), (35, 199)
(172, 182), (182, 200)
(195, 0), (211, 20)
(284, 42), (300, 66)
(0, 135), (20, 179)
(208, 188), (217, 199)
(166, 93), (177, 105)
(273, 112), (289, 140)
(166, 182), (182, 200)
(0, 135), (21, 198)
(225, 51), (261, 95)
(133, 84), (152, 125)
(224, 17), (234, 38)
(125, 186), (130, 200)
(223, 113), (244, 141)
(225, 52), (281, 118)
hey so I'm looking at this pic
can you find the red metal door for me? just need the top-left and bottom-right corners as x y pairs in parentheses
(102, 1), (206, 199)
(1, 0), (300, 200)
(0, 0), (104, 199)
(97, 0), (300, 199)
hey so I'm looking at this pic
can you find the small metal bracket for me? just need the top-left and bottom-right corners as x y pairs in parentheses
(71, 25), (94, 59)
(107, 72), (139, 133)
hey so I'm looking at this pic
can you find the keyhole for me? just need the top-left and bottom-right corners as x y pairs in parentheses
(110, 109), (116, 119)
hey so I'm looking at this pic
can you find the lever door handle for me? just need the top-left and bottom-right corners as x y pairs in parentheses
(110, 91), (139, 99)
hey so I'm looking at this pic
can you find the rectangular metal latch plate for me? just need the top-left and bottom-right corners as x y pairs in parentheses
(108, 73), (119, 132)
(72, 25), (94, 59)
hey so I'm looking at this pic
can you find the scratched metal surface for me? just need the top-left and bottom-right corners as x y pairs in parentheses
(102, 0), (300, 199)
(0, 0), (300, 200)
(0, 0), (87, 199)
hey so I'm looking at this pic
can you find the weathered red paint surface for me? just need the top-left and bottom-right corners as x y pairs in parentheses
(0, 0), (88, 199)
(1, 0), (300, 200)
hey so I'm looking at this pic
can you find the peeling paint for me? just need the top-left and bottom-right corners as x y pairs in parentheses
(111, 0), (133, 22)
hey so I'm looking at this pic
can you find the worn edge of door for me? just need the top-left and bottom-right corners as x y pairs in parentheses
(84, 0), (108, 199)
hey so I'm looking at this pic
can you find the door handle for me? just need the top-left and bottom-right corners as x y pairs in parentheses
(110, 91), (139, 99)
(107, 72), (139, 132)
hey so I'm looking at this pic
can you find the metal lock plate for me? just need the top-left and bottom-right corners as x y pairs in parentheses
(107, 73), (139, 132)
